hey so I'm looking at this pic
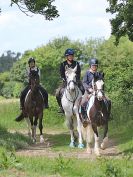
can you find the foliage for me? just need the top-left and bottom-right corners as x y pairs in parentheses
(0, 0), (59, 20)
(0, 36), (133, 104)
(0, 151), (22, 170)
(0, 72), (10, 82)
(97, 36), (133, 104)
(54, 153), (72, 174)
(1, 82), (15, 98)
(9, 37), (103, 94)
(106, 0), (133, 45)
(0, 50), (21, 73)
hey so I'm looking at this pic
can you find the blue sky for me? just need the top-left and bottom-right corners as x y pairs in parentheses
(0, 0), (112, 55)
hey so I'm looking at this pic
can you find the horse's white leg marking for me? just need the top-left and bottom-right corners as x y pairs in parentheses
(25, 118), (31, 136)
(65, 113), (75, 146)
(86, 124), (94, 154)
(101, 135), (108, 150)
(40, 135), (44, 143)
(75, 109), (84, 148)
(94, 134), (100, 156)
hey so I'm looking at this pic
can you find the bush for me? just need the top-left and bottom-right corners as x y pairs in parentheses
(13, 82), (24, 98)
(1, 82), (15, 98)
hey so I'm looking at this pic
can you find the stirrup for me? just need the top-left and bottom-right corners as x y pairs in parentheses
(58, 107), (64, 114)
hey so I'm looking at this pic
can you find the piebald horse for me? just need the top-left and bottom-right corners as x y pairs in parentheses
(81, 74), (111, 156)
(61, 66), (84, 148)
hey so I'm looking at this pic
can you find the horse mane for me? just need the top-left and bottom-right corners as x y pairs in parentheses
(30, 70), (39, 78)
(65, 65), (77, 76)
(94, 72), (104, 82)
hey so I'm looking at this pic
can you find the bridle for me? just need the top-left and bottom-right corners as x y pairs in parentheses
(65, 79), (79, 103)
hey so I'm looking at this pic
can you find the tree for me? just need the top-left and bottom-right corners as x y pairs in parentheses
(0, 0), (59, 20)
(0, 50), (21, 73)
(106, 0), (133, 45)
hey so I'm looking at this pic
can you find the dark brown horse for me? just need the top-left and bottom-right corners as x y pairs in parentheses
(81, 74), (111, 156)
(24, 70), (44, 143)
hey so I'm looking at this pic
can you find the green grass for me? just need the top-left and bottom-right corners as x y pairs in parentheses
(0, 155), (133, 177)
(0, 98), (133, 177)
(0, 96), (64, 130)
(109, 104), (133, 155)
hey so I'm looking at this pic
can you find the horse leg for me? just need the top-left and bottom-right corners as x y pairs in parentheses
(25, 118), (31, 137)
(39, 114), (44, 143)
(29, 116), (36, 143)
(92, 124), (100, 156)
(33, 116), (38, 143)
(101, 123), (108, 150)
(86, 124), (94, 154)
(66, 113), (76, 147)
(76, 112), (84, 148)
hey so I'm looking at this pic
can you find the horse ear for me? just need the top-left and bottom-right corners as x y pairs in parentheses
(73, 65), (77, 73)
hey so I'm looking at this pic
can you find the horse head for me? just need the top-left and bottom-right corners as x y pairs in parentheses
(65, 65), (77, 92)
(29, 70), (40, 91)
(92, 72), (104, 101)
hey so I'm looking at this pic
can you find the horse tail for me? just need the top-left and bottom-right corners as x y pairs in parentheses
(81, 124), (94, 143)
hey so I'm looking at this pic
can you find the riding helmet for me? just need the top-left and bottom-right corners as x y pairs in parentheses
(89, 58), (98, 66)
(28, 57), (35, 64)
(65, 48), (74, 56)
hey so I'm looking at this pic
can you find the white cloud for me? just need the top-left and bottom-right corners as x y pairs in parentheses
(0, 0), (112, 55)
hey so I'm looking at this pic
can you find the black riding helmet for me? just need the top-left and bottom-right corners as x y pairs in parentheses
(65, 48), (74, 56)
(89, 58), (98, 66)
(28, 57), (35, 64)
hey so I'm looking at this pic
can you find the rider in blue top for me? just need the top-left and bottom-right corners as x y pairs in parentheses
(80, 58), (111, 121)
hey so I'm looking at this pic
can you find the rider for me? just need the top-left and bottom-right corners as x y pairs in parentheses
(80, 58), (111, 120)
(56, 48), (85, 113)
(15, 57), (49, 122)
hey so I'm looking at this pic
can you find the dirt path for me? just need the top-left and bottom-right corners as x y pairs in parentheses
(16, 130), (121, 159)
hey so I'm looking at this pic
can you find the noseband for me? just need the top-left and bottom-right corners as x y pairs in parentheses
(67, 80), (77, 87)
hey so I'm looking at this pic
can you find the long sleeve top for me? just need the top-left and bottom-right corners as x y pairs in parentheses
(83, 70), (101, 90)
(60, 60), (81, 81)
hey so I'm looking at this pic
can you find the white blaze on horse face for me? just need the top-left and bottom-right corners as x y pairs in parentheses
(95, 80), (104, 99)
(65, 67), (77, 91)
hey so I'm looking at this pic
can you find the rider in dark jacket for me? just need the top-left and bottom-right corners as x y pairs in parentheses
(15, 57), (49, 122)
(56, 48), (85, 113)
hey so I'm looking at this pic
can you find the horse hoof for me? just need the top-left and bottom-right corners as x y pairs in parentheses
(69, 142), (76, 148)
(32, 139), (36, 143)
(87, 148), (92, 154)
(101, 143), (106, 150)
(94, 149), (100, 156)
(28, 132), (31, 137)
(40, 137), (44, 143)
(78, 143), (84, 149)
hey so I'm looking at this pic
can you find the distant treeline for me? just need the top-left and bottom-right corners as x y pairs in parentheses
(0, 50), (21, 73)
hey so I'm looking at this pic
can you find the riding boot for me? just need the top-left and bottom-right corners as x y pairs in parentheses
(44, 99), (49, 109)
(81, 106), (87, 120)
(43, 91), (49, 109)
(78, 81), (85, 95)
(56, 95), (64, 114)
(104, 98), (111, 119)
